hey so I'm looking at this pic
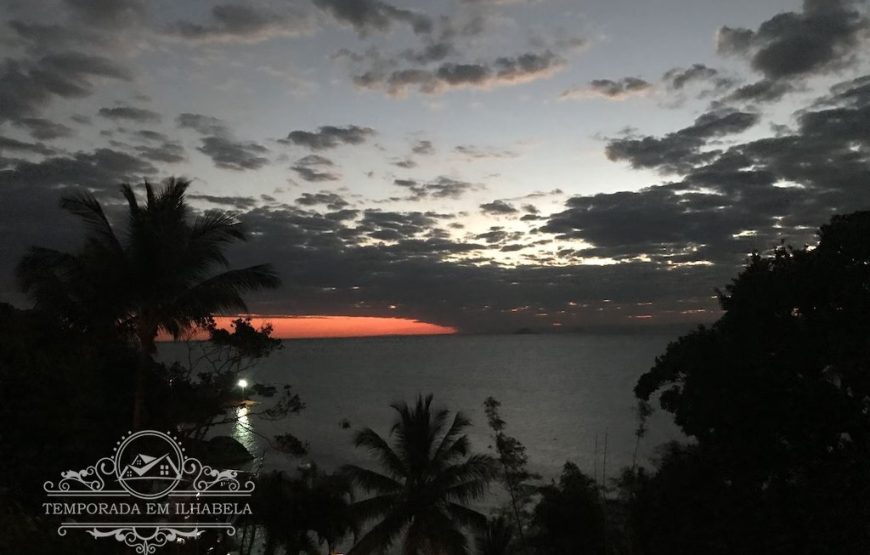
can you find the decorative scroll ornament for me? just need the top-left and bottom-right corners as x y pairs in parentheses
(44, 430), (254, 552)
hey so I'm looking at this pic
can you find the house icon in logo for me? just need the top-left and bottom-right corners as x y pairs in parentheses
(121, 453), (181, 481)
(114, 431), (186, 499)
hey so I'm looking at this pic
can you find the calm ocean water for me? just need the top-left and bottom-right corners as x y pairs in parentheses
(161, 332), (682, 482)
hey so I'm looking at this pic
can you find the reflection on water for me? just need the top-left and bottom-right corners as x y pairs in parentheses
(233, 405), (256, 456)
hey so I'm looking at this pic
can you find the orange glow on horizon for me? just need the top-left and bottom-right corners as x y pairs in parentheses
(159, 315), (458, 340)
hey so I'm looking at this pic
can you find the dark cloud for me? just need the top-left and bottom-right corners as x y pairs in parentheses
(561, 77), (651, 100)
(0, 136), (57, 156)
(0, 53), (132, 122)
(663, 64), (719, 89)
(455, 145), (518, 159)
(172, 3), (313, 42)
(176, 113), (229, 136)
(197, 136), (270, 171)
(394, 176), (480, 200)
(284, 125), (376, 150)
(98, 105), (162, 123)
(1, 147), (155, 192)
(291, 166), (340, 182)
(291, 153), (340, 181)
(296, 192), (350, 210)
(133, 141), (186, 164)
(313, 0), (432, 36)
(606, 108), (761, 172)
(358, 209), (444, 241)
(717, 0), (869, 80)
(411, 140), (434, 155)
(401, 41), (454, 64)
(64, 0), (146, 28)
(480, 200), (518, 215)
(296, 154), (335, 166)
(354, 51), (563, 96)
(11, 118), (75, 140)
(544, 72), (870, 272)
(723, 79), (795, 103)
(134, 130), (170, 142)
(187, 194), (259, 209)
(7, 20), (109, 51)
(177, 113), (269, 171)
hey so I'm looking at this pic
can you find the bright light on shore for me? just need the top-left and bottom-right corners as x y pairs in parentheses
(237, 379), (248, 389)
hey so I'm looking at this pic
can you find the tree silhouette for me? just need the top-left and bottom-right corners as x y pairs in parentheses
(17, 178), (280, 428)
(483, 396), (538, 553)
(633, 210), (870, 553)
(245, 468), (355, 555)
(475, 516), (514, 555)
(343, 394), (496, 555)
(528, 462), (605, 555)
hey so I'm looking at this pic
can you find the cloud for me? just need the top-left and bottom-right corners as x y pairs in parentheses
(393, 176), (480, 199)
(296, 191), (349, 210)
(544, 72), (870, 270)
(0, 52), (132, 122)
(313, 0), (432, 36)
(187, 194), (258, 209)
(412, 140), (434, 155)
(561, 77), (652, 100)
(663, 64), (720, 89)
(455, 145), (518, 159)
(722, 79), (795, 103)
(353, 51), (563, 96)
(64, 0), (146, 28)
(1, 147), (156, 191)
(197, 136), (270, 171)
(176, 113), (228, 136)
(401, 41), (454, 64)
(480, 200), (518, 215)
(177, 113), (269, 171)
(171, 3), (314, 43)
(133, 141), (186, 164)
(605, 108), (761, 172)
(98, 105), (161, 123)
(291, 167), (340, 182)
(12, 118), (75, 140)
(717, 0), (869, 80)
(296, 154), (335, 166)
(284, 125), (376, 150)
(0, 135), (57, 156)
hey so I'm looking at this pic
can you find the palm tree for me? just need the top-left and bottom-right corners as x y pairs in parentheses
(16, 178), (280, 428)
(343, 394), (496, 555)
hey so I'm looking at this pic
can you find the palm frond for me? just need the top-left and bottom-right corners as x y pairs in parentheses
(169, 264), (280, 321)
(432, 412), (472, 465)
(445, 503), (488, 531)
(347, 491), (401, 522)
(60, 191), (124, 254)
(353, 428), (407, 478)
(342, 464), (402, 495)
(347, 512), (408, 555)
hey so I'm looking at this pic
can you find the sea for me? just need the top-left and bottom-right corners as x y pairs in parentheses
(159, 332), (684, 483)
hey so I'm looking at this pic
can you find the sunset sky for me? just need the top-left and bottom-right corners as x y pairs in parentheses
(2, 0), (870, 335)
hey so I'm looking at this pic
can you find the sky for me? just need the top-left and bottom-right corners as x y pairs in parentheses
(1, 0), (870, 335)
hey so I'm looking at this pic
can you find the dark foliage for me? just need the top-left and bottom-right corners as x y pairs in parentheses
(632, 211), (870, 554)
